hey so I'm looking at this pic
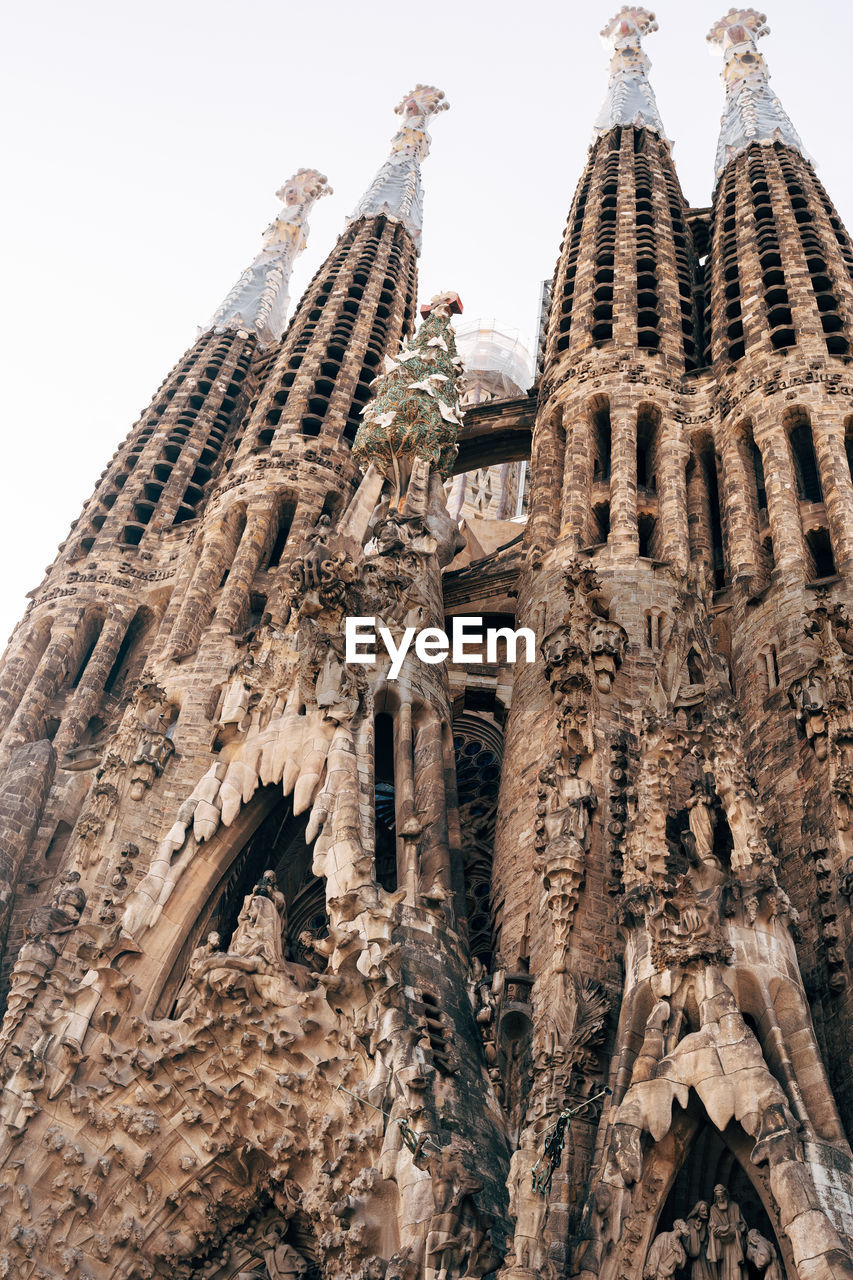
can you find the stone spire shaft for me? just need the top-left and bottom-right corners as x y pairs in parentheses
(208, 168), (331, 345)
(708, 8), (807, 178)
(349, 85), (448, 253)
(591, 6), (668, 143)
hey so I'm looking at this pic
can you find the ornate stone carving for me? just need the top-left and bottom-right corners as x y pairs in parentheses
(644, 1220), (688, 1280)
(534, 749), (598, 967)
(129, 682), (176, 799)
(0, 871), (86, 1056)
(541, 563), (626, 754)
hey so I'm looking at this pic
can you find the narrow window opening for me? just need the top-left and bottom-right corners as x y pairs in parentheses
(266, 498), (297, 569)
(806, 527), (836, 581)
(790, 419), (823, 503)
(374, 712), (397, 893)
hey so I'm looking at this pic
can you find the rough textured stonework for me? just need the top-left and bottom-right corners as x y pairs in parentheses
(2, 16), (853, 1280)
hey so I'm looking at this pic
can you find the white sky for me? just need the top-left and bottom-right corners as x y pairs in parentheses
(1, 0), (848, 645)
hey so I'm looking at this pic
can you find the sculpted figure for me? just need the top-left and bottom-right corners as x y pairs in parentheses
(0, 872), (86, 1052)
(535, 750), (598, 966)
(706, 1185), (746, 1280)
(194, 871), (316, 1007)
(687, 779), (716, 864)
(644, 1221), (689, 1280)
(130, 686), (176, 798)
(746, 1230), (783, 1280)
(220, 655), (254, 732)
(506, 1127), (548, 1271)
(174, 931), (222, 1019)
(840, 855), (853, 899)
(685, 1201), (715, 1280)
(414, 1143), (485, 1280)
(229, 870), (288, 969)
(298, 514), (332, 588)
(259, 1226), (308, 1279)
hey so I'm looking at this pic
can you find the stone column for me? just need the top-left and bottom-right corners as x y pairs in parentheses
(0, 624), (53, 740)
(168, 505), (245, 658)
(718, 431), (761, 580)
(562, 401), (593, 549)
(1, 627), (79, 752)
(52, 613), (131, 756)
(393, 702), (416, 904)
(527, 405), (565, 552)
(608, 400), (639, 558)
(687, 456), (714, 582)
(214, 495), (278, 633)
(810, 408), (853, 575)
(656, 413), (689, 573)
(753, 407), (806, 577)
(414, 711), (452, 899)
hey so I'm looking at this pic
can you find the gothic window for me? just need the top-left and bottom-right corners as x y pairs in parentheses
(103, 607), (155, 700)
(718, 168), (744, 361)
(760, 644), (780, 691)
(637, 405), (659, 492)
(69, 615), (105, 690)
(591, 398), (612, 482)
(373, 711), (398, 893)
(645, 610), (665, 650)
(591, 141), (620, 346)
(265, 495), (297, 569)
(777, 150), (849, 357)
(592, 502), (610, 545)
(638, 512), (657, 558)
(788, 417), (822, 503)
(805, 527), (837, 581)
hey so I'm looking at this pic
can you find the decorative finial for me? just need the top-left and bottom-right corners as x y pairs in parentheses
(707, 10), (807, 177)
(420, 290), (463, 319)
(349, 86), (449, 253)
(208, 168), (332, 346)
(352, 291), (464, 507)
(591, 8), (668, 145)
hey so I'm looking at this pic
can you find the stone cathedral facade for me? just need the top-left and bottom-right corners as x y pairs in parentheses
(4, 8), (853, 1280)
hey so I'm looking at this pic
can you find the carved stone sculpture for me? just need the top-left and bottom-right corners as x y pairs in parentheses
(644, 1220), (688, 1280)
(706, 1185), (746, 1280)
(534, 750), (597, 968)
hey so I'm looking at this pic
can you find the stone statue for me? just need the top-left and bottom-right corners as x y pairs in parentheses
(644, 1221), (689, 1280)
(130, 684), (176, 799)
(746, 1230), (783, 1280)
(259, 1225), (309, 1279)
(174, 931), (222, 1019)
(685, 1201), (715, 1280)
(687, 779), (716, 863)
(506, 1126), (548, 1271)
(0, 872), (87, 1052)
(299, 514), (332, 589)
(839, 855), (853, 899)
(706, 1185), (746, 1280)
(229, 870), (288, 969)
(535, 750), (598, 967)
